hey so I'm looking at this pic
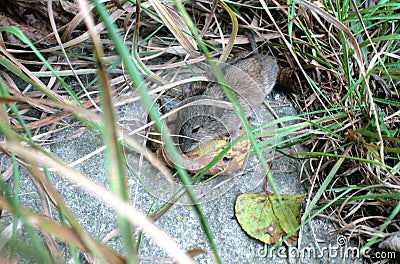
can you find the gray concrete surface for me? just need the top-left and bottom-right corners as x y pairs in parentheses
(0, 77), (362, 264)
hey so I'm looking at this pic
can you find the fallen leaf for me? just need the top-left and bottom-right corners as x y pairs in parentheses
(235, 192), (304, 244)
(189, 138), (228, 156)
(159, 135), (250, 175)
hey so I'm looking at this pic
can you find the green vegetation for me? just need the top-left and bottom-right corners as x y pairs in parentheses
(0, 0), (398, 263)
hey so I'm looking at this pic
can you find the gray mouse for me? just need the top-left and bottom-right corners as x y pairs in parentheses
(178, 53), (278, 153)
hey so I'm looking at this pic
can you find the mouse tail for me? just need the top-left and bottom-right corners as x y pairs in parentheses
(247, 32), (259, 54)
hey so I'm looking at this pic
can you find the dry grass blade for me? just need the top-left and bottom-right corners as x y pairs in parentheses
(0, 198), (125, 264)
(149, 0), (198, 56)
(26, 167), (63, 262)
(183, 248), (218, 263)
(130, 7), (170, 86)
(199, 0), (218, 38)
(260, 0), (335, 114)
(35, 1), (135, 54)
(0, 96), (176, 195)
(0, 46), (65, 103)
(60, 0), (86, 41)
(1, 137), (195, 264)
(217, 0), (238, 62)
(47, 0), (98, 109)
(294, 0), (364, 76)
(121, 128), (176, 196)
(9, 96), (100, 131)
(294, 0), (386, 164)
(0, 221), (22, 250)
(79, 0), (192, 261)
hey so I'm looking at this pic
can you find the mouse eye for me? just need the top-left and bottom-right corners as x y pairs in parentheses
(192, 125), (201, 133)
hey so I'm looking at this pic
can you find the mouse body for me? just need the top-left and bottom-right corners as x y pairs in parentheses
(177, 53), (278, 153)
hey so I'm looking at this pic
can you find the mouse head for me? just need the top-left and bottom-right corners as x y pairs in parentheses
(179, 115), (229, 153)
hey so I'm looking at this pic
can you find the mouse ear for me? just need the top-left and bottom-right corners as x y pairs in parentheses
(202, 60), (227, 82)
(181, 81), (207, 98)
(181, 82), (191, 97)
